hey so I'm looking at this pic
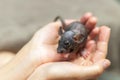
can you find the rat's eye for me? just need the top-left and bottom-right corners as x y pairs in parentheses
(64, 40), (70, 46)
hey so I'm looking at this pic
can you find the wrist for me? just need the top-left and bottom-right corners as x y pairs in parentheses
(0, 55), (37, 80)
(0, 46), (43, 80)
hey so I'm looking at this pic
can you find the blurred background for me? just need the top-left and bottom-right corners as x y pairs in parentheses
(0, 0), (120, 79)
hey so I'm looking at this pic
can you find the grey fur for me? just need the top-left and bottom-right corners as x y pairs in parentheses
(54, 16), (88, 54)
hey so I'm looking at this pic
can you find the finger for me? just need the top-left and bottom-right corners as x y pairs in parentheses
(28, 61), (110, 80)
(80, 12), (92, 25)
(93, 26), (111, 62)
(78, 59), (111, 79)
(85, 17), (97, 33)
(74, 59), (110, 79)
(94, 59), (111, 70)
(87, 27), (99, 41)
(86, 40), (96, 60)
(81, 40), (96, 60)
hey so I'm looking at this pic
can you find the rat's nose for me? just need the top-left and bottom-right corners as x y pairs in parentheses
(57, 48), (65, 53)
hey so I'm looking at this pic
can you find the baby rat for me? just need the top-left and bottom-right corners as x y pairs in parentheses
(54, 16), (88, 55)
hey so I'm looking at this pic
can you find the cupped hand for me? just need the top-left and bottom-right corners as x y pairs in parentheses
(27, 21), (111, 80)
(0, 13), (111, 80)
(24, 13), (99, 63)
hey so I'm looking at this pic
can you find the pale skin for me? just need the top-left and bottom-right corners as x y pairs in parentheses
(0, 13), (111, 80)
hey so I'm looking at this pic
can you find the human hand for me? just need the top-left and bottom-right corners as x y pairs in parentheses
(27, 23), (111, 80)
(14, 13), (98, 65)
(24, 12), (99, 63)
(0, 13), (111, 80)
(0, 52), (15, 68)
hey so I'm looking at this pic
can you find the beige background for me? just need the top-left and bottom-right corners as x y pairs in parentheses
(0, 0), (120, 79)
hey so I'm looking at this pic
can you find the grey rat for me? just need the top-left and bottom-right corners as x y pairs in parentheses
(54, 16), (88, 54)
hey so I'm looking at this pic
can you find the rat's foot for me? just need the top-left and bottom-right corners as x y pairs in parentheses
(81, 50), (90, 59)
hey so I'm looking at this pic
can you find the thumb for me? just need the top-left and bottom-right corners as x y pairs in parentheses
(28, 60), (111, 80)
(83, 59), (111, 79)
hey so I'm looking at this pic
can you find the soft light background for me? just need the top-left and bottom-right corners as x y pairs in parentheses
(0, 0), (120, 79)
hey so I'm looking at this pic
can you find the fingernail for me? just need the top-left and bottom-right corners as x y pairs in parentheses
(102, 60), (111, 69)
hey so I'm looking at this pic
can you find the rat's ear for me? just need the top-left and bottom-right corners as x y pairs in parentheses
(73, 34), (81, 42)
(58, 27), (63, 35)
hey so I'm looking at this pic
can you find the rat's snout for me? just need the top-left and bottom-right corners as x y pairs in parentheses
(57, 48), (66, 53)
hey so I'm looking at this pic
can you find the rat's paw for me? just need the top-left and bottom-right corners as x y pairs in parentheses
(81, 50), (90, 59)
